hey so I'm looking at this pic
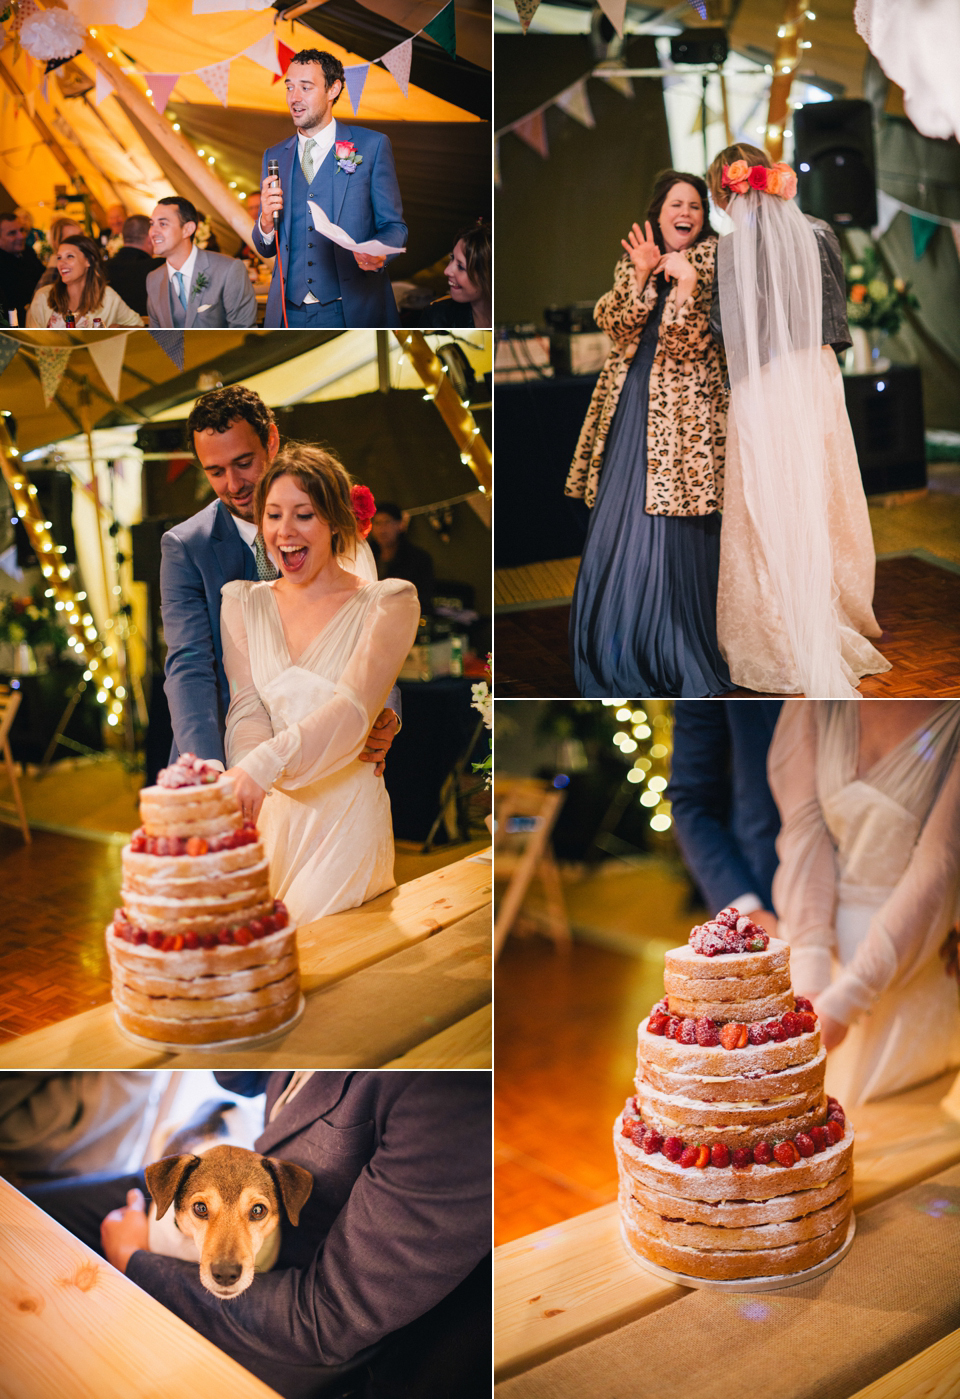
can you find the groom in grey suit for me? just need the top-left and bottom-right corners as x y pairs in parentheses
(159, 384), (400, 770)
(146, 197), (257, 328)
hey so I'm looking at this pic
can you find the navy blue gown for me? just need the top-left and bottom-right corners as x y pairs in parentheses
(569, 286), (731, 697)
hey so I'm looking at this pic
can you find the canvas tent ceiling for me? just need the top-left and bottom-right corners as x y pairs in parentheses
(1, 0), (489, 268)
(0, 327), (491, 453)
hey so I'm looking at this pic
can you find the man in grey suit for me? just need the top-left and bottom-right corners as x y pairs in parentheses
(146, 196), (257, 328)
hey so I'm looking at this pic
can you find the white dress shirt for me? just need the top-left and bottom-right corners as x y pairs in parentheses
(165, 244), (199, 303)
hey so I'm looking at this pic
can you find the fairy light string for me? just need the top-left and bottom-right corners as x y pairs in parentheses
(392, 331), (492, 496)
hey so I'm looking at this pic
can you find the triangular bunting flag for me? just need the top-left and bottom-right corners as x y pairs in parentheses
(423, 0), (456, 59)
(196, 60), (230, 107)
(380, 40), (412, 99)
(144, 74), (180, 116)
(12, 0), (40, 35)
(910, 213), (939, 260)
(600, 70), (634, 99)
(192, 0), (271, 11)
(243, 33), (282, 76)
(343, 64), (369, 114)
(148, 329), (184, 370)
(513, 0), (541, 33)
(556, 79), (595, 128)
(272, 42), (296, 83)
(95, 68), (115, 105)
(514, 111), (549, 159)
(689, 103), (721, 135)
(37, 347), (72, 407)
(40, 72), (49, 103)
(86, 333), (129, 402)
(597, 0), (626, 37)
(25, 92), (36, 119)
(0, 334), (20, 376)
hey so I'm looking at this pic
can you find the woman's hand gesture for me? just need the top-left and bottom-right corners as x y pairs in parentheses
(657, 249), (697, 304)
(621, 221), (661, 284)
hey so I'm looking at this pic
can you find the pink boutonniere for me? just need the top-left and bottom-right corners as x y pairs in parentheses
(335, 140), (362, 174)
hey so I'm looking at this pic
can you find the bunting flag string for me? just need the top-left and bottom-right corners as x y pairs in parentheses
(37, 347), (73, 408)
(514, 111), (548, 159)
(86, 333), (133, 402)
(555, 78), (595, 129)
(147, 330), (185, 370)
(142, 73), (180, 116)
(195, 60), (231, 106)
(380, 40), (412, 99)
(343, 64), (370, 114)
(94, 68), (115, 105)
(0, 335), (20, 377)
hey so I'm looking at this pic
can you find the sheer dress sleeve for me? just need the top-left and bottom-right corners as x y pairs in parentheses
(221, 580), (420, 794)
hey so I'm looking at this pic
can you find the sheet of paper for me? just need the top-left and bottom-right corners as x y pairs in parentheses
(308, 201), (406, 258)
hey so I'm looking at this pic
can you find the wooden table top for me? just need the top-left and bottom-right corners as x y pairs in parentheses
(0, 1177), (282, 1399)
(0, 850), (492, 1070)
(494, 1070), (960, 1382)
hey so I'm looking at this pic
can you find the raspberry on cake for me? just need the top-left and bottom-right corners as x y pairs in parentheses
(614, 912), (854, 1282)
(108, 754), (301, 1045)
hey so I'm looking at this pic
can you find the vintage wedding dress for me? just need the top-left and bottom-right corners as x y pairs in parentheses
(770, 701), (960, 1106)
(220, 576), (419, 927)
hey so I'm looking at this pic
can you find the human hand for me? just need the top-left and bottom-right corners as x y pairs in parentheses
(225, 765), (267, 824)
(658, 250), (696, 289)
(358, 708), (400, 777)
(101, 1188), (149, 1274)
(751, 909), (779, 936)
(259, 172), (283, 235)
(353, 251), (386, 271)
(621, 221), (661, 282)
(814, 1007), (848, 1051)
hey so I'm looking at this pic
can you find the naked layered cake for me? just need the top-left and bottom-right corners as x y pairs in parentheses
(108, 754), (299, 1045)
(615, 908), (853, 1282)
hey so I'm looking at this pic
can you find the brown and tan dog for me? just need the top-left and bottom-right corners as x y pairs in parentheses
(145, 1145), (313, 1300)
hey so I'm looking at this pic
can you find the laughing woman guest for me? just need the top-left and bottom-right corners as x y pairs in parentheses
(426, 220), (491, 328)
(566, 172), (730, 697)
(26, 235), (141, 328)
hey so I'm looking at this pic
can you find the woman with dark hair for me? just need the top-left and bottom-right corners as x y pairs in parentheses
(26, 234), (141, 327)
(706, 142), (888, 696)
(426, 220), (491, 327)
(566, 171), (730, 696)
(219, 444), (420, 925)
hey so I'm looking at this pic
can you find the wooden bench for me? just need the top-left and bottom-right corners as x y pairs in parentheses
(494, 1071), (960, 1383)
(0, 850), (492, 1071)
(0, 1176), (282, 1399)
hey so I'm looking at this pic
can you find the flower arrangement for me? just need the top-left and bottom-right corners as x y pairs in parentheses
(0, 589), (68, 652)
(471, 656), (492, 788)
(350, 484), (376, 538)
(335, 141), (362, 175)
(722, 160), (797, 200)
(844, 241), (918, 334)
(194, 219), (212, 251)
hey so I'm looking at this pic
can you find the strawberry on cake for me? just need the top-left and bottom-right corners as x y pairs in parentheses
(108, 754), (300, 1045)
(615, 907), (854, 1282)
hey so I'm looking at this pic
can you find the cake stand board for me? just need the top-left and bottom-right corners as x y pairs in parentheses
(115, 994), (306, 1054)
(620, 1213), (856, 1293)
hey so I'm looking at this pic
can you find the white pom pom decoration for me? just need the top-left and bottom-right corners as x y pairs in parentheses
(20, 11), (87, 61)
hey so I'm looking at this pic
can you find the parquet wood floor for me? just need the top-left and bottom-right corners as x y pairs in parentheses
(494, 554), (960, 698)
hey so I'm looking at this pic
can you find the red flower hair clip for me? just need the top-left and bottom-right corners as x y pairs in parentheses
(721, 160), (797, 200)
(351, 484), (377, 539)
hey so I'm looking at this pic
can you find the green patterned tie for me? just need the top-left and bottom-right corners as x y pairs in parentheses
(301, 136), (317, 185)
(254, 534), (279, 581)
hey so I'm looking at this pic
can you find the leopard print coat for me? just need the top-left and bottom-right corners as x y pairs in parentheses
(565, 236), (728, 514)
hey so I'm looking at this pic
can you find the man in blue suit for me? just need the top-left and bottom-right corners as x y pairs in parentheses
(669, 701), (784, 932)
(254, 49), (406, 328)
(159, 384), (399, 769)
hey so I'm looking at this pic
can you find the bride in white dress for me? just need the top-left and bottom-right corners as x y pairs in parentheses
(219, 445), (420, 927)
(770, 701), (960, 1107)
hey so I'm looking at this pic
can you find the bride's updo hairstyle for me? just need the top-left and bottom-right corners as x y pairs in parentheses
(254, 443), (358, 558)
(706, 142), (771, 204)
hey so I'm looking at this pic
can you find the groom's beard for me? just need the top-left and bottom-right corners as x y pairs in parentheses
(225, 492), (257, 522)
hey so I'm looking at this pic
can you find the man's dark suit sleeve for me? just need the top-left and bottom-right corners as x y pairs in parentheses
(126, 1076), (490, 1396)
(669, 701), (763, 913)
(370, 136), (407, 253)
(160, 528), (226, 764)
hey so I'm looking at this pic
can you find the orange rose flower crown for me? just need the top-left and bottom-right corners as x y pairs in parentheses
(722, 160), (798, 200)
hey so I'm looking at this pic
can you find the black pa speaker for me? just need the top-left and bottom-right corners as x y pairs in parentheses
(14, 468), (76, 567)
(842, 365), (926, 496)
(794, 98), (877, 229)
(670, 28), (728, 65)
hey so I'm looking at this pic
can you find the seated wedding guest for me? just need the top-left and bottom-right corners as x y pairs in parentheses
(0, 212), (44, 326)
(26, 235), (141, 327)
(27, 1071), (491, 1399)
(105, 215), (164, 317)
(369, 500), (435, 613)
(15, 206), (44, 255)
(670, 700), (783, 931)
(0, 1073), (153, 1186)
(34, 216), (84, 291)
(426, 219), (491, 328)
(147, 196), (257, 328)
(769, 700), (960, 1106)
(98, 202), (127, 253)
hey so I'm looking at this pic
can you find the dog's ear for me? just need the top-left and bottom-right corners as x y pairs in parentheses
(262, 1157), (314, 1225)
(144, 1154), (201, 1220)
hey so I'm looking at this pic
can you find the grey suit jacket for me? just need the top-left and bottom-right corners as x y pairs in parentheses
(146, 248), (257, 328)
(127, 1072), (491, 1398)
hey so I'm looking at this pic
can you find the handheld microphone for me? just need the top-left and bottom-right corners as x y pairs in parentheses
(267, 159), (280, 228)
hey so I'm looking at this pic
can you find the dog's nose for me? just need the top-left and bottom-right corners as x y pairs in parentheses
(211, 1259), (243, 1287)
